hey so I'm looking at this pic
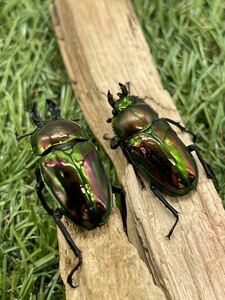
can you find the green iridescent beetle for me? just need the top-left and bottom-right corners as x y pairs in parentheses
(105, 83), (213, 239)
(17, 100), (124, 288)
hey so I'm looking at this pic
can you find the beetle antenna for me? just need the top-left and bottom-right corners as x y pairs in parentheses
(107, 90), (115, 107)
(46, 99), (61, 120)
(118, 82), (128, 97)
(31, 102), (45, 128)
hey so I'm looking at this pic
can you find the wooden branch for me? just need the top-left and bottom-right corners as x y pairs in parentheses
(123, 166), (225, 300)
(50, 0), (225, 299)
(58, 209), (164, 300)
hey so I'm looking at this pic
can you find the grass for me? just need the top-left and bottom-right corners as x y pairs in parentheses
(0, 0), (224, 299)
(133, 0), (225, 199)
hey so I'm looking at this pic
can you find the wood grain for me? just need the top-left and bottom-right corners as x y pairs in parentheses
(58, 209), (165, 300)
(51, 0), (225, 299)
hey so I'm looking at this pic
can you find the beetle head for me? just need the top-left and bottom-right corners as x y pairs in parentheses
(107, 83), (158, 140)
(17, 100), (87, 156)
(16, 100), (61, 141)
(107, 83), (134, 116)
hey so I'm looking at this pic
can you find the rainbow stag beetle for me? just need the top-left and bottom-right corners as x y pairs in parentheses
(105, 83), (213, 239)
(17, 100), (124, 288)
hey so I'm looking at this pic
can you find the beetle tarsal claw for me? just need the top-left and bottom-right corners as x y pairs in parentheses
(165, 233), (172, 240)
(67, 257), (82, 288)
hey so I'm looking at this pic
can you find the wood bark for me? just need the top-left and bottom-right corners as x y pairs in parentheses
(50, 0), (225, 299)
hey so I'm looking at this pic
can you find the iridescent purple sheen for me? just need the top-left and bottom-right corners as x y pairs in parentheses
(128, 120), (198, 196)
(83, 150), (111, 216)
(40, 141), (112, 229)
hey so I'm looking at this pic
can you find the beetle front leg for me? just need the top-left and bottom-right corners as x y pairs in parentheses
(150, 185), (180, 239)
(162, 118), (197, 142)
(187, 145), (213, 179)
(103, 134), (121, 149)
(35, 169), (82, 288)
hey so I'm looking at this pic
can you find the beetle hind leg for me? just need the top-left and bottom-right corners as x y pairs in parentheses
(150, 185), (180, 239)
(35, 169), (82, 288)
(53, 209), (82, 288)
(187, 145), (214, 179)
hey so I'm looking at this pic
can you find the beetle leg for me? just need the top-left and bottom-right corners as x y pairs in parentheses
(150, 185), (180, 239)
(187, 145), (214, 179)
(73, 117), (82, 122)
(103, 134), (121, 149)
(112, 185), (127, 232)
(16, 129), (38, 141)
(112, 185), (125, 196)
(35, 169), (82, 288)
(162, 118), (197, 142)
(52, 209), (82, 289)
(110, 138), (121, 149)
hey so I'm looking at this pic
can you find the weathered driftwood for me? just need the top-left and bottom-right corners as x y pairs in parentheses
(51, 0), (225, 299)
(58, 210), (164, 300)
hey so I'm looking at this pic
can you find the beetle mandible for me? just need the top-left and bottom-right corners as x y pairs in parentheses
(17, 100), (124, 288)
(105, 83), (213, 239)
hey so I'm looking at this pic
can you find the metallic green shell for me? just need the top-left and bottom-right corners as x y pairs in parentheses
(39, 140), (113, 229)
(31, 119), (87, 155)
(127, 120), (198, 196)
